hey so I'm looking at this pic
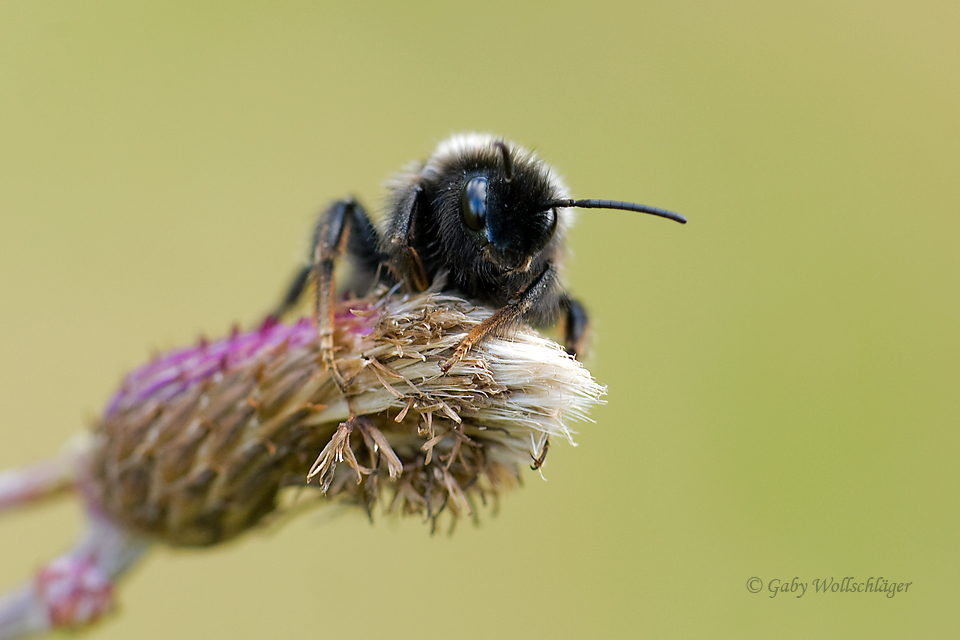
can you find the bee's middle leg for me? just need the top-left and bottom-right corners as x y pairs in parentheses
(559, 294), (589, 358)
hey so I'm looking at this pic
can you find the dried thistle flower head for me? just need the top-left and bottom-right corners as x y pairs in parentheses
(89, 289), (605, 545)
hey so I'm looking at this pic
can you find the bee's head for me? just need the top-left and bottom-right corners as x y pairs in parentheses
(387, 133), (686, 288)
(425, 134), (569, 275)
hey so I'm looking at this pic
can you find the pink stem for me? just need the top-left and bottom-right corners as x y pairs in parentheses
(0, 453), (80, 515)
(0, 511), (151, 639)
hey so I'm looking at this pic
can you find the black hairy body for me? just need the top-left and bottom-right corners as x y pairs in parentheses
(272, 133), (685, 378)
(382, 139), (567, 326)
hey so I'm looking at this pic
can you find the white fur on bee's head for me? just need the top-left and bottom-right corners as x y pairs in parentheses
(387, 132), (578, 235)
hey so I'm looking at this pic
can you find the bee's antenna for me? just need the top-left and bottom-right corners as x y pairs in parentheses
(545, 198), (687, 224)
(493, 141), (514, 183)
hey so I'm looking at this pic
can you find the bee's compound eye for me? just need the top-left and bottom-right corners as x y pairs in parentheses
(461, 176), (488, 232)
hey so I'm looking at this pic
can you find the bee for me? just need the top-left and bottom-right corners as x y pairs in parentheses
(272, 133), (686, 383)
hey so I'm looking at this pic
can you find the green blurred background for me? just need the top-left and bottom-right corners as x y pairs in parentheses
(1, 2), (957, 638)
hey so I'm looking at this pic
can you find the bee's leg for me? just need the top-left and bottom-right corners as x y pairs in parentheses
(268, 199), (381, 321)
(382, 185), (430, 292)
(268, 263), (312, 322)
(440, 262), (557, 372)
(559, 294), (589, 358)
(305, 198), (381, 390)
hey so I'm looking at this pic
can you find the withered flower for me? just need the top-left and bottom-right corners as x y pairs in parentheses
(0, 287), (606, 638)
(90, 288), (605, 545)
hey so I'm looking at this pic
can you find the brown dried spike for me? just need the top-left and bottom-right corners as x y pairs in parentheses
(255, 367), (315, 418)
(199, 372), (259, 425)
(164, 467), (219, 543)
(306, 422), (355, 491)
(355, 421), (403, 480)
(112, 464), (152, 514)
(108, 401), (163, 466)
(203, 403), (257, 468)
(155, 420), (209, 485)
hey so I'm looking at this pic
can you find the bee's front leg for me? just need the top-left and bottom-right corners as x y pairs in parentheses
(440, 262), (557, 372)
